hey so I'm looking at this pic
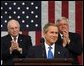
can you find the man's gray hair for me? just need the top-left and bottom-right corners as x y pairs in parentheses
(56, 17), (69, 25)
(7, 19), (20, 29)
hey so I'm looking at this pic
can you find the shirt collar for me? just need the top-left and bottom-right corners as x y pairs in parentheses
(11, 35), (19, 42)
(44, 42), (55, 49)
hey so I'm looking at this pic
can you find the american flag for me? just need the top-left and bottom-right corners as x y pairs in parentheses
(1, 1), (83, 64)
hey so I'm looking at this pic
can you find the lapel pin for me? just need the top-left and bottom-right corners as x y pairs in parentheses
(20, 39), (22, 41)
(58, 51), (60, 54)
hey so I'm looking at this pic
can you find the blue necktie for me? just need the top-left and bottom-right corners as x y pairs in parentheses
(47, 46), (54, 59)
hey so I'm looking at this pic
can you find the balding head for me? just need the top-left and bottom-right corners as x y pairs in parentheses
(7, 19), (20, 29)
(7, 19), (20, 37)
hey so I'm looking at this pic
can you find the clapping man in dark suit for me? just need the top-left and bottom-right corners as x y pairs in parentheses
(27, 23), (69, 59)
(56, 17), (83, 65)
(1, 19), (32, 65)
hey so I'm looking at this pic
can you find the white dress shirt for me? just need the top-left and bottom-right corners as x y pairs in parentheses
(44, 42), (55, 58)
(60, 33), (64, 39)
(11, 36), (18, 42)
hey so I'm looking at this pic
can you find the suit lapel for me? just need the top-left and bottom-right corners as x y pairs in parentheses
(54, 44), (58, 58)
(18, 34), (23, 47)
(54, 42), (62, 58)
(7, 35), (12, 47)
(40, 44), (46, 58)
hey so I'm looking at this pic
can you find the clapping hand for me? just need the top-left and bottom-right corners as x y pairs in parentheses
(62, 29), (70, 47)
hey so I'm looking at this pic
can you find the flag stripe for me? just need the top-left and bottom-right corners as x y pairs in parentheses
(48, 1), (55, 23)
(62, 1), (69, 18)
(55, 1), (62, 22)
(29, 31), (35, 46)
(36, 31), (41, 46)
(69, 1), (75, 32)
(75, 1), (83, 65)
(75, 1), (83, 36)
(1, 32), (8, 37)
(41, 1), (48, 37)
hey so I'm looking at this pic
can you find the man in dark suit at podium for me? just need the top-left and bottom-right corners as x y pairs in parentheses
(1, 19), (32, 65)
(56, 17), (83, 65)
(27, 23), (69, 59)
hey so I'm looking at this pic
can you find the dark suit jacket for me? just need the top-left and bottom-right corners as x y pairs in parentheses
(1, 34), (32, 65)
(58, 32), (83, 64)
(27, 41), (69, 59)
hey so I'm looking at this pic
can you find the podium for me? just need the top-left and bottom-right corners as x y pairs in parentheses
(13, 58), (73, 65)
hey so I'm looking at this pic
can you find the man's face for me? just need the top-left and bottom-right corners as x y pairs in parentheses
(44, 26), (58, 45)
(8, 21), (20, 37)
(58, 20), (69, 34)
